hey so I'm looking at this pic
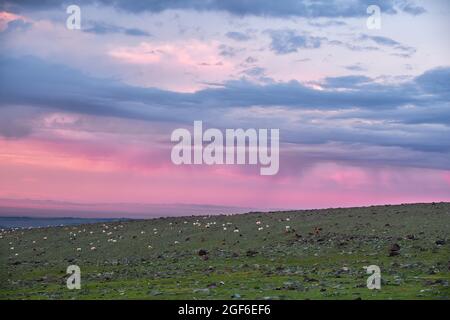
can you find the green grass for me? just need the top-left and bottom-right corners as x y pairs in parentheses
(1, 202), (449, 299)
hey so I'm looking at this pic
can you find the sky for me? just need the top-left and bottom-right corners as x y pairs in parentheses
(0, 0), (449, 217)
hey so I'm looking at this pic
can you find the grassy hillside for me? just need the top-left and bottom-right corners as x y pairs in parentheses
(0, 203), (449, 300)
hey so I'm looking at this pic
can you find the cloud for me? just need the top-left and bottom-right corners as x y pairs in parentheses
(344, 64), (367, 72)
(241, 66), (266, 78)
(322, 75), (372, 88)
(0, 106), (35, 138)
(218, 44), (243, 57)
(415, 66), (450, 98)
(83, 21), (151, 37)
(360, 34), (401, 47)
(328, 39), (379, 52)
(265, 29), (323, 54)
(1, 55), (448, 117)
(399, 2), (427, 15)
(308, 20), (347, 28)
(1, 55), (449, 168)
(360, 34), (416, 58)
(225, 31), (251, 41)
(265, 31), (413, 56)
(0, 11), (31, 34)
(0, 0), (425, 17)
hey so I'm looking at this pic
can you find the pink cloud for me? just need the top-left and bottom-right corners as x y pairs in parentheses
(108, 40), (235, 91)
(0, 112), (449, 214)
(0, 11), (25, 31)
(109, 41), (229, 67)
(1, 133), (449, 212)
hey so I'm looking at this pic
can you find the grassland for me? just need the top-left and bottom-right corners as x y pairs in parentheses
(0, 203), (449, 300)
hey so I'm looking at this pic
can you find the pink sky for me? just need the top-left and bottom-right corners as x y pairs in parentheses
(1, 132), (449, 216)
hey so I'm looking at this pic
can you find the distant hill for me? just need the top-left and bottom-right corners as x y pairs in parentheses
(0, 216), (130, 229)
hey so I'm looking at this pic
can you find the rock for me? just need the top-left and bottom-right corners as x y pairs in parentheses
(149, 290), (162, 296)
(231, 293), (241, 299)
(303, 276), (318, 282)
(263, 296), (279, 300)
(193, 288), (210, 294)
(246, 250), (258, 257)
(282, 281), (304, 291)
(427, 268), (438, 275)
(425, 279), (441, 286)
(389, 243), (401, 256)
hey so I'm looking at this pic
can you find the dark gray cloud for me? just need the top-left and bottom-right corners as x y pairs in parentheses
(0, 0), (425, 17)
(1, 55), (448, 116)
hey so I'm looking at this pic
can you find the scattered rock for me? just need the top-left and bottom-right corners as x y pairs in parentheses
(246, 250), (258, 257)
(193, 288), (210, 294)
(281, 281), (304, 291)
(303, 276), (318, 282)
(389, 243), (401, 256)
(149, 290), (161, 296)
